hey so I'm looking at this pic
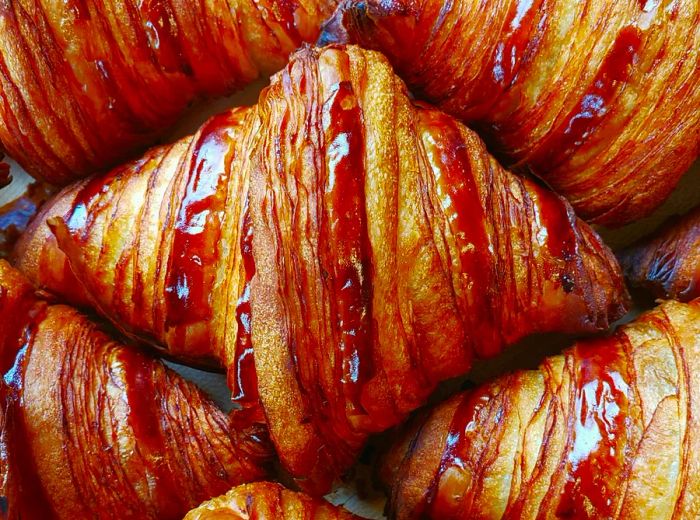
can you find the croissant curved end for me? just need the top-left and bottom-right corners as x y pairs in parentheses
(618, 207), (700, 302)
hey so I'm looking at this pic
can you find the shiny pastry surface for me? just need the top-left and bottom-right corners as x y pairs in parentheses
(13, 45), (629, 494)
(185, 482), (359, 519)
(322, 0), (700, 225)
(0, 0), (336, 184)
(0, 260), (272, 520)
(382, 298), (700, 519)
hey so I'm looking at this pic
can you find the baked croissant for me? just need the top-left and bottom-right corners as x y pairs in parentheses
(381, 298), (700, 520)
(0, 0), (335, 185)
(619, 207), (700, 301)
(0, 260), (272, 519)
(322, 0), (700, 225)
(184, 482), (358, 519)
(13, 45), (629, 494)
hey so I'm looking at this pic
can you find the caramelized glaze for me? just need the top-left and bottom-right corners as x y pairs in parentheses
(0, 261), (272, 519)
(326, 0), (700, 224)
(0, 0), (337, 184)
(0, 293), (55, 519)
(164, 113), (236, 349)
(321, 79), (374, 419)
(14, 45), (628, 494)
(382, 299), (700, 520)
(527, 26), (643, 173)
(557, 336), (632, 518)
(230, 205), (260, 409)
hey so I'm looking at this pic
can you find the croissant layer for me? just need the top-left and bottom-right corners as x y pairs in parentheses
(323, 0), (700, 225)
(185, 482), (359, 519)
(383, 299), (700, 519)
(0, 0), (335, 184)
(0, 261), (272, 520)
(14, 45), (628, 493)
(619, 207), (700, 301)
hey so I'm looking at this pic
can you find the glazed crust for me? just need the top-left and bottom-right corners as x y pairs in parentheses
(0, 261), (272, 520)
(249, 45), (627, 492)
(13, 107), (255, 369)
(184, 482), (358, 519)
(13, 45), (628, 494)
(382, 299), (700, 520)
(0, 0), (336, 184)
(619, 207), (700, 301)
(323, 0), (700, 225)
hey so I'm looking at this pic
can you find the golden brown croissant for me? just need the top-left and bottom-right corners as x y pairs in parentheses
(619, 207), (700, 301)
(185, 482), (359, 519)
(381, 298), (700, 520)
(0, 0), (335, 185)
(13, 45), (629, 493)
(322, 0), (700, 225)
(0, 260), (272, 519)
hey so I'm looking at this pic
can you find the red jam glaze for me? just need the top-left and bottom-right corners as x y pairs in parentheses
(423, 389), (495, 518)
(164, 113), (238, 349)
(468, 0), (544, 119)
(418, 108), (494, 356)
(532, 182), (578, 292)
(557, 334), (632, 518)
(119, 347), (185, 517)
(84, 0), (193, 132)
(526, 26), (643, 171)
(230, 205), (260, 410)
(418, 334), (632, 519)
(65, 167), (123, 240)
(136, 0), (186, 74)
(321, 79), (374, 422)
(0, 295), (55, 519)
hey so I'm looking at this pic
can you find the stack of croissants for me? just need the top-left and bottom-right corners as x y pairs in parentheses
(0, 0), (699, 518)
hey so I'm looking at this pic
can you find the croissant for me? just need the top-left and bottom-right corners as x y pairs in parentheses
(0, 260), (272, 519)
(619, 207), (700, 301)
(185, 482), (358, 519)
(381, 298), (700, 520)
(13, 44), (629, 493)
(322, 0), (700, 225)
(0, 0), (335, 185)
